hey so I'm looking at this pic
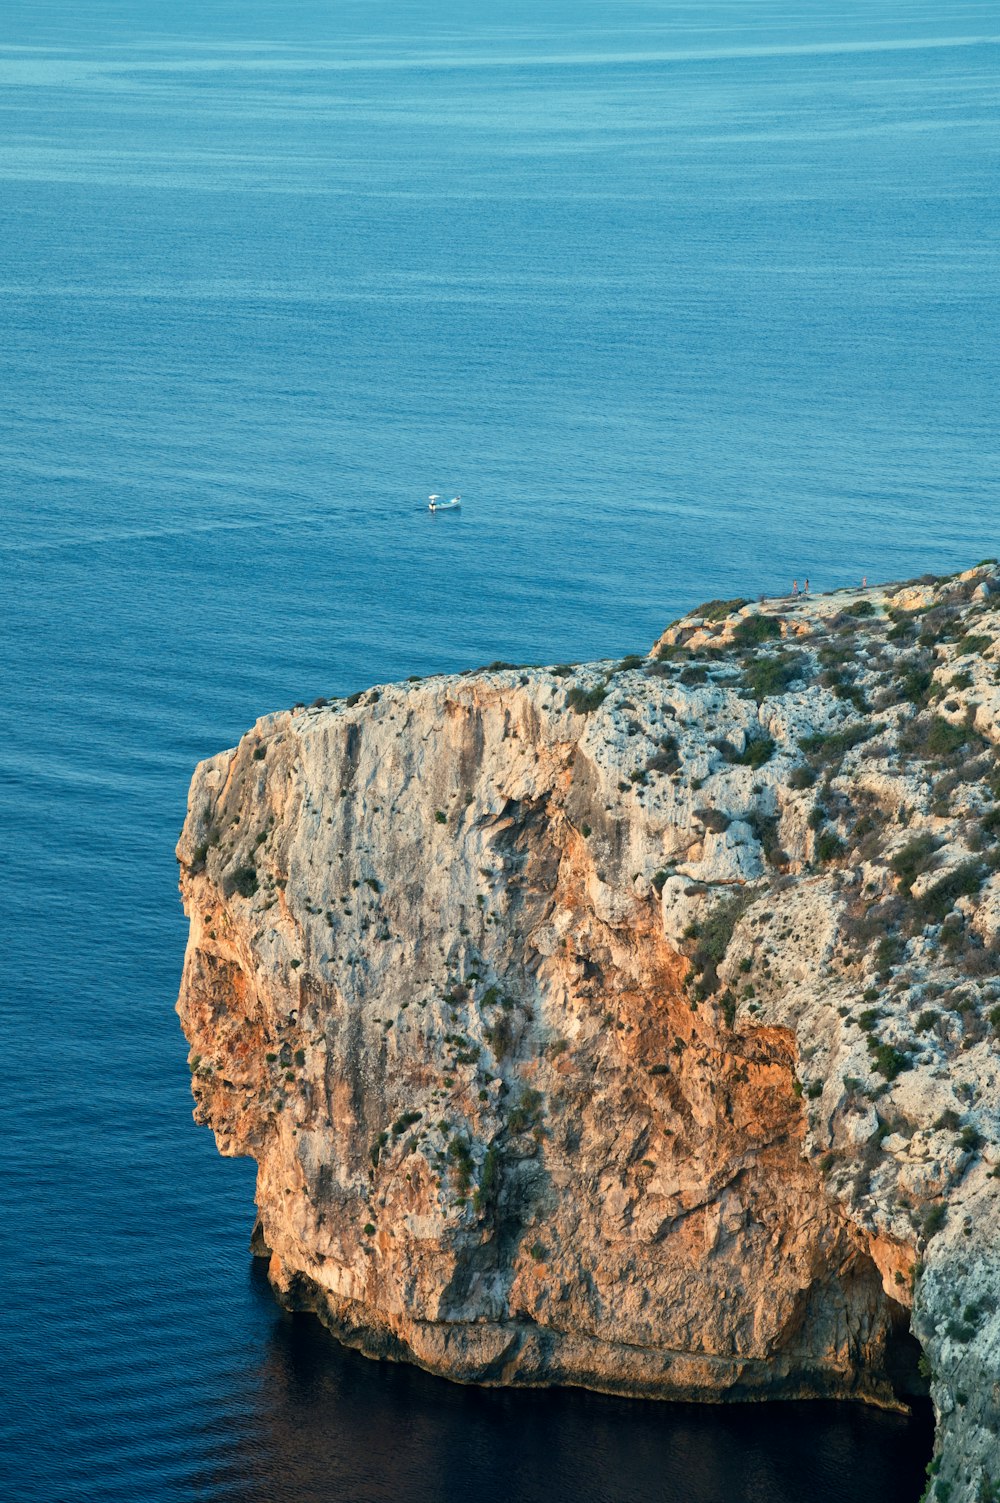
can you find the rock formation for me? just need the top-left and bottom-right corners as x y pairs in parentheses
(177, 562), (1000, 1502)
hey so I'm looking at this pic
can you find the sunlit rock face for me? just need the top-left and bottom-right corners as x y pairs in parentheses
(178, 563), (1000, 1502)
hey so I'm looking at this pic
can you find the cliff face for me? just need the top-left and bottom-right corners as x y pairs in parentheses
(178, 564), (1000, 1501)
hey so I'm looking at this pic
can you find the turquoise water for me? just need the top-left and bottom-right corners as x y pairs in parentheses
(3, 1), (995, 1497)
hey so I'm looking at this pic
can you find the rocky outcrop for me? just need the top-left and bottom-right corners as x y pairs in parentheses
(177, 563), (1000, 1502)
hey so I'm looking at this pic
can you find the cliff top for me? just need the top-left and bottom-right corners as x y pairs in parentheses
(178, 556), (1000, 1503)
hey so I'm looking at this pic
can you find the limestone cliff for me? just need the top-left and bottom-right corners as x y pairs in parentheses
(177, 563), (1000, 1502)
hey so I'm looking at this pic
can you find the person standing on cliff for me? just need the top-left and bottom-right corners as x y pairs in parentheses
(804, 578), (810, 594)
(792, 579), (799, 596)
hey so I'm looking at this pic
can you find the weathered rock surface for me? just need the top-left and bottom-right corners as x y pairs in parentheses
(177, 563), (1000, 1502)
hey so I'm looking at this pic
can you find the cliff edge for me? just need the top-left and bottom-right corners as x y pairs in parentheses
(177, 562), (1000, 1502)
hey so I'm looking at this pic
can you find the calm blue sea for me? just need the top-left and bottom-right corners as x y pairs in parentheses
(3, 1), (996, 1498)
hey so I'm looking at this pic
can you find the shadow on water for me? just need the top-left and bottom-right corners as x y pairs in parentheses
(229, 1261), (933, 1503)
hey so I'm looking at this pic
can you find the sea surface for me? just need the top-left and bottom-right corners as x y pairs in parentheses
(3, 1), (996, 1498)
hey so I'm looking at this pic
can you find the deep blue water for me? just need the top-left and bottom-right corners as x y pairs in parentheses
(3, 1), (995, 1498)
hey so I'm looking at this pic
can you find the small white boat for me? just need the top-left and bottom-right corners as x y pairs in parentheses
(428, 494), (461, 512)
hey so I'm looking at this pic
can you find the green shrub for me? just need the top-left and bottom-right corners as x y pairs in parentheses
(915, 861), (985, 923)
(982, 807), (1000, 839)
(891, 834), (939, 892)
(922, 1203), (947, 1239)
(742, 736), (776, 768)
(616, 654), (645, 672)
(646, 734), (681, 774)
(875, 933), (904, 972)
(915, 1010), (938, 1033)
(697, 807), (731, 834)
(798, 722), (874, 762)
(447, 1136), (475, 1193)
(485, 1012), (516, 1057)
(747, 809), (784, 865)
(900, 715), (970, 761)
(940, 915), (965, 952)
(732, 615), (782, 648)
(718, 735), (775, 768)
(934, 1108), (961, 1131)
(843, 599), (877, 618)
(955, 634), (992, 657)
(789, 765), (816, 790)
(435, 810), (448, 824)
(815, 830), (844, 863)
(896, 662), (933, 707)
(507, 1086), (544, 1134)
(830, 677), (869, 712)
(230, 864), (258, 898)
(742, 651), (805, 701)
(691, 891), (752, 979)
(474, 1143), (501, 1214)
(566, 683), (608, 714)
(926, 717), (972, 756)
(868, 1040), (910, 1080)
(697, 597), (749, 621)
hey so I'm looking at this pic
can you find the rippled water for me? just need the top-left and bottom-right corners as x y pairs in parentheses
(4, 0), (995, 1497)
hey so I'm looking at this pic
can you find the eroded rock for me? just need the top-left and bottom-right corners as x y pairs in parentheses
(178, 562), (1000, 1501)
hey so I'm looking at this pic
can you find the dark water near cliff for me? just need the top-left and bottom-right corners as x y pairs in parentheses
(3, 0), (994, 1497)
